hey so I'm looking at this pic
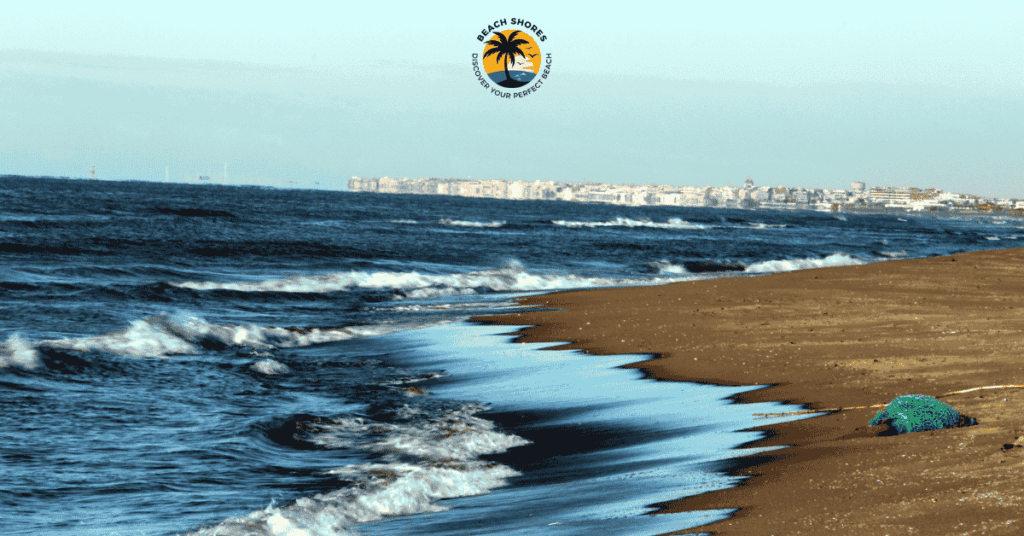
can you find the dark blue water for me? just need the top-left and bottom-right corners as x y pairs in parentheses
(1, 176), (1020, 535)
(486, 70), (536, 85)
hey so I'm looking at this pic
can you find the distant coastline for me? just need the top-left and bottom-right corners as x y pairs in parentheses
(3, 173), (1020, 218)
(349, 175), (1024, 217)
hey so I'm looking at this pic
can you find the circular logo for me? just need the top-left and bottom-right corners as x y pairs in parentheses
(471, 19), (551, 99)
(483, 30), (540, 88)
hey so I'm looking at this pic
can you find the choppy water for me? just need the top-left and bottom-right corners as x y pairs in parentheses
(2, 176), (1019, 535)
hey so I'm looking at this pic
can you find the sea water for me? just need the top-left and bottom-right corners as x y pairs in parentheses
(1, 176), (1019, 535)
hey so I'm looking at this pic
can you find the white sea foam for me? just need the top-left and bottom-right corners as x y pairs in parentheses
(647, 260), (690, 275)
(437, 219), (505, 228)
(251, 359), (290, 375)
(188, 402), (528, 536)
(390, 219), (418, 224)
(42, 317), (202, 358)
(39, 313), (385, 359)
(744, 222), (787, 229)
(879, 250), (909, 257)
(985, 236), (1000, 241)
(190, 461), (520, 536)
(171, 261), (692, 299)
(744, 252), (865, 273)
(306, 403), (530, 460)
(0, 334), (43, 370)
(552, 217), (710, 229)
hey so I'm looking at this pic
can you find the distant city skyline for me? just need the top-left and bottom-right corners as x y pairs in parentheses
(346, 175), (1024, 212)
(1, 3), (1020, 198)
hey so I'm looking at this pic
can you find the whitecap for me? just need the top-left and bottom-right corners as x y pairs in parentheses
(437, 219), (504, 228)
(190, 461), (521, 536)
(647, 260), (690, 275)
(39, 313), (387, 359)
(251, 359), (290, 375)
(187, 402), (529, 536)
(552, 217), (710, 230)
(744, 222), (787, 229)
(744, 252), (865, 273)
(172, 261), (695, 299)
(0, 334), (43, 370)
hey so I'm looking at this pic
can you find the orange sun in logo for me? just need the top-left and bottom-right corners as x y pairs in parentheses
(482, 30), (541, 89)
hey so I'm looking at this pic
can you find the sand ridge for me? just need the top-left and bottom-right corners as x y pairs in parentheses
(474, 248), (1024, 535)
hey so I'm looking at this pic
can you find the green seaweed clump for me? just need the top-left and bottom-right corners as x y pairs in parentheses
(869, 394), (976, 434)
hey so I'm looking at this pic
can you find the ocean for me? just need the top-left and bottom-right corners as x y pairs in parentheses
(2, 176), (1020, 535)
(485, 70), (536, 85)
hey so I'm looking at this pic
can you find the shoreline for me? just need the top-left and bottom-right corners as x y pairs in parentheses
(357, 323), (806, 535)
(474, 247), (1024, 535)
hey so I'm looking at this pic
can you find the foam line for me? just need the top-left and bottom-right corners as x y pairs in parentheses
(38, 313), (387, 359)
(552, 217), (710, 229)
(171, 261), (694, 298)
(438, 219), (505, 228)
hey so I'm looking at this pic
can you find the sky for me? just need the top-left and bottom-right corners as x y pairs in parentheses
(1, 1), (1021, 197)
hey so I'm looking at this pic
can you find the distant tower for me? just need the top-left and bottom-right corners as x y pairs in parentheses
(744, 176), (754, 188)
(90, 165), (95, 180)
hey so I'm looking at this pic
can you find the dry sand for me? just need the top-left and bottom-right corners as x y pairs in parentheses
(474, 247), (1024, 535)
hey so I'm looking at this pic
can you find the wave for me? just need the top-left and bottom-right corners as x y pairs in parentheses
(744, 252), (866, 273)
(437, 219), (505, 228)
(251, 359), (290, 375)
(153, 207), (238, 219)
(0, 334), (43, 370)
(390, 219), (418, 224)
(189, 403), (528, 536)
(305, 402), (529, 459)
(552, 217), (711, 230)
(646, 260), (689, 275)
(171, 261), (694, 299)
(29, 313), (385, 361)
(744, 222), (787, 229)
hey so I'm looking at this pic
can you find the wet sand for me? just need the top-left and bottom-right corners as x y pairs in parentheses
(474, 248), (1024, 535)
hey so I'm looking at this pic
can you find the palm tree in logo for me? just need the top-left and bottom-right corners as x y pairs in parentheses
(483, 30), (530, 88)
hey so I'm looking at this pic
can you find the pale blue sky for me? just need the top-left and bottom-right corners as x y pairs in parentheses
(1, 1), (1021, 197)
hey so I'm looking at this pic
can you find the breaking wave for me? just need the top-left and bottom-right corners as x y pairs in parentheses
(188, 403), (528, 536)
(744, 222), (787, 229)
(744, 252), (866, 273)
(647, 260), (690, 275)
(552, 217), (711, 230)
(437, 219), (505, 228)
(0, 334), (43, 370)
(31, 313), (386, 360)
(251, 359), (290, 375)
(171, 261), (693, 299)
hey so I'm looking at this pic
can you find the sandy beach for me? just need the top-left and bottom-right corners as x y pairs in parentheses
(475, 247), (1024, 535)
